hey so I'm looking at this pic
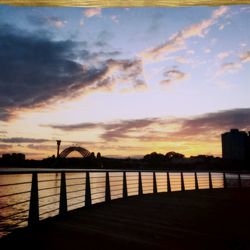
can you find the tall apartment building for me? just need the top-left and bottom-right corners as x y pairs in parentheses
(221, 129), (250, 161)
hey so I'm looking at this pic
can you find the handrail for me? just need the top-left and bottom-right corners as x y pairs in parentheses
(0, 169), (250, 238)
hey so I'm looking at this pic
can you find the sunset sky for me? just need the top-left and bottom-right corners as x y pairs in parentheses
(0, 5), (250, 159)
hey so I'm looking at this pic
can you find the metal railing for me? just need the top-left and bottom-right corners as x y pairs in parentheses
(0, 168), (249, 236)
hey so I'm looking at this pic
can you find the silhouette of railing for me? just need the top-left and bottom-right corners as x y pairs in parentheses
(0, 169), (249, 236)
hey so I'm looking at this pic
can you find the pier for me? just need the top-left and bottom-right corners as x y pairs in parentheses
(1, 169), (250, 249)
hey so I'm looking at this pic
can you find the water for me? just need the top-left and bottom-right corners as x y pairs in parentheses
(0, 169), (249, 238)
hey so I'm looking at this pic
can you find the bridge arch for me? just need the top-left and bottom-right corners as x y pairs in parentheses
(59, 146), (91, 158)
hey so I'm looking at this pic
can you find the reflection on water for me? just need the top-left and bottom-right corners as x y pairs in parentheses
(38, 173), (60, 220)
(0, 171), (249, 237)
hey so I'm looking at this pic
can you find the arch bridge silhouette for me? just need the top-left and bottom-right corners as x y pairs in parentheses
(59, 146), (91, 158)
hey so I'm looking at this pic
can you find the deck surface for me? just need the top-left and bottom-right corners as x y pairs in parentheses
(2, 188), (250, 250)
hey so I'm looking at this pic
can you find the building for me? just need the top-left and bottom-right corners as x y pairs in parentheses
(221, 129), (250, 161)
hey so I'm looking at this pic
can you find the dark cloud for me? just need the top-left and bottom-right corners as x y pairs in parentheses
(79, 50), (121, 62)
(0, 23), (145, 121)
(171, 108), (250, 139)
(46, 118), (159, 141)
(27, 15), (67, 28)
(102, 118), (159, 141)
(0, 130), (7, 134)
(95, 30), (113, 47)
(46, 108), (250, 142)
(0, 110), (14, 121)
(46, 122), (103, 131)
(0, 137), (50, 143)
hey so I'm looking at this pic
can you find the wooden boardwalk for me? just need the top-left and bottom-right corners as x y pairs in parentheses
(2, 188), (250, 250)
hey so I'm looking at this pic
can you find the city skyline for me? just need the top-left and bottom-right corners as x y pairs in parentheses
(0, 5), (250, 159)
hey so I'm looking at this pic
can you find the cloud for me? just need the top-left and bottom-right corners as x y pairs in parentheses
(212, 6), (229, 19)
(204, 48), (211, 53)
(101, 118), (159, 141)
(0, 137), (50, 143)
(27, 15), (67, 28)
(0, 144), (12, 150)
(160, 68), (190, 85)
(83, 8), (102, 18)
(47, 122), (103, 131)
(187, 50), (195, 54)
(80, 19), (84, 26)
(27, 144), (56, 151)
(219, 24), (225, 30)
(240, 51), (250, 63)
(46, 118), (160, 141)
(88, 58), (146, 91)
(111, 15), (119, 23)
(216, 50), (249, 77)
(170, 108), (250, 139)
(46, 108), (250, 145)
(141, 6), (229, 61)
(47, 17), (67, 28)
(240, 43), (247, 48)
(175, 56), (190, 64)
(217, 51), (231, 60)
(113, 108), (250, 142)
(217, 62), (242, 75)
(0, 23), (145, 121)
(240, 6), (250, 13)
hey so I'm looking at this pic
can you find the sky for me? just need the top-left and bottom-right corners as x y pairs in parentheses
(0, 5), (250, 159)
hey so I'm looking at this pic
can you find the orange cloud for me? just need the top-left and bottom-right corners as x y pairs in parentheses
(240, 51), (250, 63)
(83, 8), (102, 18)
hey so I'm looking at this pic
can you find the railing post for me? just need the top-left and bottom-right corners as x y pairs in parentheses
(194, 172), (199, 190)
(223, 172), (227, 189)
(208, 172), (213, 190)
(123, 171), (128, 199)
(85, 171), (91, 207)
(138, 172), (143, 195)
(167, 172), (171, 192)
(238, 173), (242, 188)
(28, 173), (39, 227)
(59, 172), (67, 215)
(153, 172), (157, 194)
(180, 172), (185, 191)
(105, 172), (111, 202)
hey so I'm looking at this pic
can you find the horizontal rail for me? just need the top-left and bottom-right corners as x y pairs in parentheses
(1, 169), (249, 239)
